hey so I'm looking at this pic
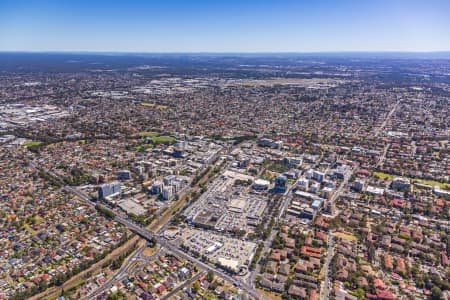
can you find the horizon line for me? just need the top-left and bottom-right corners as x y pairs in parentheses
(2, 50), (450, 54)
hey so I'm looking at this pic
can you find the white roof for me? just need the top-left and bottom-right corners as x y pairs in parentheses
(254, 179), (270, 185)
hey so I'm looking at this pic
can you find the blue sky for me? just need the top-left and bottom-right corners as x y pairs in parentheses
(1, 0), (449, 52)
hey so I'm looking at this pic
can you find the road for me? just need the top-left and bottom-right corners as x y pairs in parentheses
(320, 235), (334, 300)
(247, 183), (293, 286)
(81, 244), (162, 300)
(374, 99), (400, 137)
(375, 143), (390, 169)
(328, 163), (357, 207)
(246, 153), (326, 288)
(66, 186), (267, 300)
(161, 271), (206, 300)
(34, 146), (265, 300)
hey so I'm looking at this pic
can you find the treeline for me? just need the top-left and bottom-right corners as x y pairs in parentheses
(249, 243), (264, 270)
(191, 166), (211, 186)
(210, 134), (256, 145)
(64, 167), (91, 186)
(104, 241), (138, 270)
(39, 171), (63, 188)
(129, 213), (154, 226)
(95, 204), (115, 219)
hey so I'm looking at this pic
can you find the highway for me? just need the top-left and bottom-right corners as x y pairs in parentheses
(65, 186), (267, 300)
(81, 244), (163, 300)
(36, 148), (266, 300)
(62, 153), (353, 300)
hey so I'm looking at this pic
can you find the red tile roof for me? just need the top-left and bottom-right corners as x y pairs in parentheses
(376, 289), (395, 300)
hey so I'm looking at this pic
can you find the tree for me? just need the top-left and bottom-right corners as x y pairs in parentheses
(431, 286), (442, 300)
(207, 270), (215, 282)
(108, 293), (120, 300)
(354, 288), (365, 299)
(368, 244), (376, 263)
(193, 282), (201, 292)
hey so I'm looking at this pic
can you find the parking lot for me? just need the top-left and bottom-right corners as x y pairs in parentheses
(178, 228), (257, 268)
(183, 170), (268, 233)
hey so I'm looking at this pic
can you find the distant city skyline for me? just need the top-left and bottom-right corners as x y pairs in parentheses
(1, 0), (450, 52)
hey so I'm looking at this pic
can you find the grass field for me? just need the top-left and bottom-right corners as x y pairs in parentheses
(23, 141), (43, 148)
(140, 102), (169, 110)
(413, 179), (450, 190)
(134, 131), (175, 146)
(257, 289), (282, 300)
(334, 232), (358, 242)
(143, 247), (157, 257)
(34, 215), (45, 223)
(372, 172), (395, 180)
(134, 135), (175, 151)
(23, 223), (36, 235)
(134, 144), (153, 151)
(135, 131), (160, 138)
(151, 135), (176, 144)
(373, 172), (449, 190)
(46, 143), (58, 149)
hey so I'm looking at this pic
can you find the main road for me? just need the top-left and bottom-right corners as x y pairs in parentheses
(81, 244), (163, 300)
(161, 271), (206, 300)
(247, 182), (293, 287)
(374, 98), (400, 137)
(65, 186), (267, 300)
(34, 142), (265, 300)
(320, 235), (334, 300)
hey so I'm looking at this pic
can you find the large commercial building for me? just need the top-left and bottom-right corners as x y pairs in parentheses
(392, 177), (411, 191)
(258, 138), (283, 149)
(312, 170), (325, 182)
(162, 186), (173, 200)
(117, 170), (131, 180)
(149, 181), (164, 195)
(98, 181), (121, 199)
(252, 179), (270, 191)
(272, 175), (287, 193)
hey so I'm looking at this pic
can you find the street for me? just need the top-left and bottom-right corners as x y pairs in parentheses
(320, 235), (334, 300)
(66, 186), (267, 300)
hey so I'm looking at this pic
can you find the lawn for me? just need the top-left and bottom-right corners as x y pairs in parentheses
(373, 172), (449, 190)
(143, 247), (157, 257)
(140, 102), (168, 110)
(23, 223), (36, 235)
(34, 215), (45, 224)
(334, 232), (358, 242)
(134, 132), (175, 143)
(134, 144), (153, 151)
(413, 179), (450, 190)
(46, 143), (58, 149)
(264, 160), (291, 174)
(372, 172), (395, 180)
(23, 141), (43, 148)
(135, 131), (160, 138)
(257, 289), (283, 300)
(151, 135), (175, 144)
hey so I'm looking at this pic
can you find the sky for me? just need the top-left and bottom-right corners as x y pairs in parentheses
(1, 0), (450, 53)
